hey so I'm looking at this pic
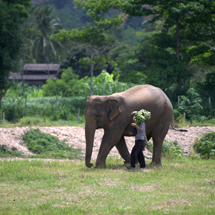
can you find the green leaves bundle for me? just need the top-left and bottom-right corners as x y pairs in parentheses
(133, 109), (151, 125)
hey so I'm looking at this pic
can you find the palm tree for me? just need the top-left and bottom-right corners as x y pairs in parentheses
(32, 5), (64, 63)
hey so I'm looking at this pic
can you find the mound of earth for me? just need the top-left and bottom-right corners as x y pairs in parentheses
(0, 126), (215, 160)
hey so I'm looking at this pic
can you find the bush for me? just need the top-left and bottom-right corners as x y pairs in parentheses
(148, 139), (183, 159)
(19, 117), (43, 125)
(193, 132), (215, 159)
(22, 129), (83, 159)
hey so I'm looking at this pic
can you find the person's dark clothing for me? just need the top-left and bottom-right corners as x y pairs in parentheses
(131, 139), (146, 168)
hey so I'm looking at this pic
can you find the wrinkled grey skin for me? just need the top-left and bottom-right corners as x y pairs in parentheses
(84, 84), (176, 168)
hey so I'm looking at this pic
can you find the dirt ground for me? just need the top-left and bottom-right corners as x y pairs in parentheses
(1, 126), (215, 160)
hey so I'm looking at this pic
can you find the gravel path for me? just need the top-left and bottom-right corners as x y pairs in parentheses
(1, 126), (215, 160)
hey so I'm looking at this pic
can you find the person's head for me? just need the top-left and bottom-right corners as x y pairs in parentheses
(130, 111), (137, 119)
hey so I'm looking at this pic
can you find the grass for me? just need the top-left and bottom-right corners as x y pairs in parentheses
(174, 116), (215, 127)
(0, 158), (215, 214)
(0, 117), (85, 128)
(0, 120), (215, 214)
(1, 115), (214, 128)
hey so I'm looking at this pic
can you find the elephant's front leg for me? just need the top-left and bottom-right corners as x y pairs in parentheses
(115, 136), (130, 164)
(96, 130), (121, 167)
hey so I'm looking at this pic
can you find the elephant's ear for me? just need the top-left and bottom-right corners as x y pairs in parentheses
(106, 99), (121, 121)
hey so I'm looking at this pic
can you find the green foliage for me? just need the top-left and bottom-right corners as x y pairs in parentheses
(196, 69), (215, 117)
(92, 70), (135, 95)
(60, 44), (102, 78)
(0, 0), (31, 92)
(2, 90), (86, 123)
(31, 5), (65, 63)
(107, 43), (146, 84)
(148, 139), (183, 159)
(131, 24), (192, 92)
(42, 67), (80, 97)
(0, 145), (22, 157)
(43, 69), (135, 97)
(22, 129), (83, 159)
(193, 132), (215, 159)
(133, 109), (151, 124)
(118, 26), (140, 45)
(178, 88), (203, 123)
(1, 71), (136, 123)
(1, 96), (25, 122)
(6, 82), (43, 98)
(19, 117), (43, 126)
(51, 0), (125, 95)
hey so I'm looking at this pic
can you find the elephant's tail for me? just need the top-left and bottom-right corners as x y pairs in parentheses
(170, 115), (188, 132)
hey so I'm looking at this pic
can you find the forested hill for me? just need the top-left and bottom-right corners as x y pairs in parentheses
(32, 0), (145, 45)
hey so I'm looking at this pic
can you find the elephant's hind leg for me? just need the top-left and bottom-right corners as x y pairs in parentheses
(151, 135), (163, 165)
(115, 136), (130, 164)
(151, 116), (171, 165)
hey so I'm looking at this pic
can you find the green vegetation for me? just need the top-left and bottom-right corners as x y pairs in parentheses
(22, 129), (83, 159)
(194, 132), (215, 159)
(148, 139), (183, 160)
(1, 0), (215, 124)
(0, 145), (22, 158)
(178, 88), (203, 123)
(0, 158), (214, 214)
(1, 72), (135, 123)
(0, 0), (31, 94)
(0, 128), (83, 159)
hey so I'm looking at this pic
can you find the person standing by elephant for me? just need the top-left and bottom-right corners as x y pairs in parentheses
(127, 109), (151, 170)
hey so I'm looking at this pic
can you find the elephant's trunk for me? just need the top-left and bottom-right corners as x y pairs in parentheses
(85, 117), (96, 168)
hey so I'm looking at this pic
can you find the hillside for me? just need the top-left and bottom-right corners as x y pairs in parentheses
(32, 0), (146, 45)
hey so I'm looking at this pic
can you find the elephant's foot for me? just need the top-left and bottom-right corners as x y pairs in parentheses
(150, 160), (162, 166)
(124, 159), (130, 165)
(95, 160), (106, 168)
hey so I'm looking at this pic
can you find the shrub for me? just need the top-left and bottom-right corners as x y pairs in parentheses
(22, 129), (83, 159)
(193, 132), (215, 159)
(148, 139), (183, 159)
(19, 117), (43, 125)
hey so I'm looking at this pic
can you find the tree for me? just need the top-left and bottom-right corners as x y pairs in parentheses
(178, 88), (203, 123)
(32, 5), (64, 63)
(0, 0), (32, 101)
(122, 0), (198, 93)
(182, 1), (215, 67)
(60, 43), (106, 79)
(42, 67), (80, 96)
(52, 0), (124, 95)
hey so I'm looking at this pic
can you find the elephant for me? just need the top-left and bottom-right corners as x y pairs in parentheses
(84, 84), (186, 168)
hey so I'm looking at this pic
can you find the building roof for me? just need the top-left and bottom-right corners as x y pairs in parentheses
(23, 64), (60, 71)
(8, 73), (56, 80)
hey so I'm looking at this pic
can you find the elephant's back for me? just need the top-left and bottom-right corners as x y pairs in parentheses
(121, 85), (170, 104)
(121, 84), (173, 126)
